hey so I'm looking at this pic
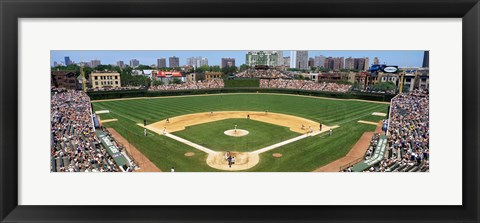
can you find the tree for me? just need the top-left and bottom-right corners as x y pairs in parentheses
(318, 67), (330, 72)
(171, 77), (182, 84)
(94, 64), (113, 71)
(195, 65), (210, 73)
(210, 66), (221, 72)
(372, 82), (397, 92)
(136, 65), (153, 71)
(239, 64), (250, 71)
(221, 66), (238, 75)
(152, 79), (164, 86)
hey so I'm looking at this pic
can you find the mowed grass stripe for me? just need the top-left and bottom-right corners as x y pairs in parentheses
(326, 104), (386, 124)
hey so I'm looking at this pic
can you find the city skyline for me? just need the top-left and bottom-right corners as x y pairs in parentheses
(51, 50), (426, 68)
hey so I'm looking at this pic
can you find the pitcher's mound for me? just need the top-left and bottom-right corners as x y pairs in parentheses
(184, 152), (195, 157)
(206, 151), (259, 171)
(272, 153), (283, 157)
(224, 129), (249, 137)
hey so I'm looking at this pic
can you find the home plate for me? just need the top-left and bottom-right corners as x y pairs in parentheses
(372, 112), (387, 116)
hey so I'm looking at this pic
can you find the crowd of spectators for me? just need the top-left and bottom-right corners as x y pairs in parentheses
(342, 133), (381, 172)
(149, 79), (224, 91)
(381, 89), (429, 172)
(347, 90), (429, 172)
(260, 79), (351, 93)
(89, 86), (143, 91)
(341, 90), (429, 172)
(50, 89), (123, 172)
(364, 133), (381, 161)
(235, 69), (291, 79)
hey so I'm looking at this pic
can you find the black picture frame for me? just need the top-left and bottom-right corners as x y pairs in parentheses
(1, 0), (479, 222)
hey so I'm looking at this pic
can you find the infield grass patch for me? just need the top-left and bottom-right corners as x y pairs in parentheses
(173, 118), (300, 152)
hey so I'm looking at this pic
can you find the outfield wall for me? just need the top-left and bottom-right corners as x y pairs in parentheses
(87, 88), (395, 102)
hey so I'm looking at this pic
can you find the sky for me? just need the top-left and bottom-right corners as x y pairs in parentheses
(51, 50), (425, 67)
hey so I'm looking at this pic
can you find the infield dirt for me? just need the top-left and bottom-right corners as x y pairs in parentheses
(145, 111), (329, 134)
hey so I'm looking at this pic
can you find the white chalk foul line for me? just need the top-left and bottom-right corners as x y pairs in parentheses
(165, 128), (335, 156)
(250, 130), (322, 155)
(164, 133), (217, 154)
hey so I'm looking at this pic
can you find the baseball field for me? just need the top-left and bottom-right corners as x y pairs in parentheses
(92, 93), (389, 172)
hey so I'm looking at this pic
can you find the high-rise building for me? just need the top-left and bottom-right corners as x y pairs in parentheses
(290, 51), (297, 69)
(198, 57), (208, 67)
(349, 57), (370, 71)
(221, 58), (236, 68)
(53, 61), (58, 67)
(64, 56), (72, 66)
(186, 57), (208, 67)
(245, 51), (277, 67)
(345, 57), (354, 69)
(422, 51), (429, 68)
(364, 57), (370, 71)
(333, 57), (344, 70)
(308, 58), (315, 69)
(169, 56), (180, 68)
(373, 57), (380, 65)
(130, 59), (140, 67)
(354, 58), (365, 71)
(295, 51), (309, 70)
(324, 57), (344, 70)
(277, 51), (284, 67)
(78, 62), (88, 67)
(186, 57), (195, 67)
(157, 58), (166, 68)
(283, 57), (291, 67)
(91, 59), (101, 68)
(314, 55), (326, 68)
(116, 61), (125, 68)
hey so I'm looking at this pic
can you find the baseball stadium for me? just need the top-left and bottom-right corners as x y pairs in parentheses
(50, 51), (429, 172)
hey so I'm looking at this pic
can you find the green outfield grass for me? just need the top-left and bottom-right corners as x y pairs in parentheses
(173, 118), (300, 152)
(92, 93), (388, 172)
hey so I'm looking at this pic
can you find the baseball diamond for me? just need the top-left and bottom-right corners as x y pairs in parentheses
(91, 93), (389, 172)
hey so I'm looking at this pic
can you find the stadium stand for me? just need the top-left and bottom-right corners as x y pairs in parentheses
(235, 69), (291, 79)
(149, 79), (224, 91)
(50, 89), (133, 172)
(260, 79), (351, 93)
(342, 89), (429, 172)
